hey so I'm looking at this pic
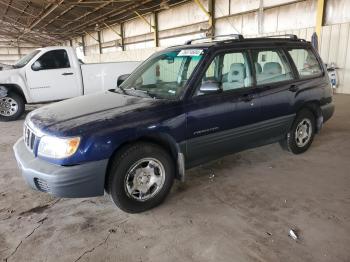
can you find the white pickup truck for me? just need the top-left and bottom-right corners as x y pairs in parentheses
(0, 46), (140, 121)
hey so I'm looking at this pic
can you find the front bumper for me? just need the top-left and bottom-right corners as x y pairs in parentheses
(13, 138), (108, 198)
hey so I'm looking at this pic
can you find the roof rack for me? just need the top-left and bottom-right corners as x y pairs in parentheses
(258, 34), (299, 40)
(185, 34), (244, 45)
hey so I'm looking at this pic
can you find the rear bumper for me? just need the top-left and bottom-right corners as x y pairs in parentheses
(321, 102), (335, 123)
(13, 138), (108, 198)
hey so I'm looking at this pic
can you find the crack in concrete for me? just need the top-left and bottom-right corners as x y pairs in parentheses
(19, 199), (60, 216)
(73, 233), (112, 262)
(3, 216), (48, 262)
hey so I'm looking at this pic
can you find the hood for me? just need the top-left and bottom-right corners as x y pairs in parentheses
(0, 68), (21, 83)
(29, 91), (160, 135)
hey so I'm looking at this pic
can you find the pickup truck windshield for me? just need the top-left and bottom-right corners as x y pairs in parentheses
(119, 49), (204, 99)
(13, 50), (40, 68)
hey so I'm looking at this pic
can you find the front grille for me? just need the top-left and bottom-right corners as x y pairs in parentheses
(24, 124), (36, 153)
(34, 178), (50, 192)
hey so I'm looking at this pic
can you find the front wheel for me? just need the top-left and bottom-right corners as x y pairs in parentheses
(107, 142), (175, 213)
(280, 109), (315, 154)
(0, 92), (25, 121)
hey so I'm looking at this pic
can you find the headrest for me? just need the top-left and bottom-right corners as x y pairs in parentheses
(228, 63), (246, 82)
(263, 62), (282, 75)
(255, 63), (262, 73)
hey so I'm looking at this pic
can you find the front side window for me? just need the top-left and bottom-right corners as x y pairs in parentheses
(251, 49), (294, 85)
(288, 48), (322, 78)
(33, 50), (70, 70)
(197, 51), (252, 95)
(119, 49), (204, 99)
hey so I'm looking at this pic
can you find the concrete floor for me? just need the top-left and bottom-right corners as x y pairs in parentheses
(1, 94), (350, 262)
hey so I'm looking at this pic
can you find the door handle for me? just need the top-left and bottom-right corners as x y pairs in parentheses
(288, 85), (299, 92)
(62, 72), (74, 76)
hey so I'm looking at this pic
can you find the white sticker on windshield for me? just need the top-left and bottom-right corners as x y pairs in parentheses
(177, 49), (203, 57)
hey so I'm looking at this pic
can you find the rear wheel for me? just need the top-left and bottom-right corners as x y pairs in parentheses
(107, 142), (175, 213)
(280, 109), (315, 154)
(0, 92), (25, 121)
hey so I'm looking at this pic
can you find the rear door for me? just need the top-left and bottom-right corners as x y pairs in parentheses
(250, 48), (298, 143)
(26, 49), (80, 102)
(185, 49), (261, 166)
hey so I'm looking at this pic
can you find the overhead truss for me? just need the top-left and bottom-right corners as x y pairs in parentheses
(0, 0), (189, 46)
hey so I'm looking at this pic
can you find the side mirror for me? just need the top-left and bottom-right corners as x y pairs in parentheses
(31, 61), (42, 71)
(199, 81), (221, 94)
(117, 74), (130, 86)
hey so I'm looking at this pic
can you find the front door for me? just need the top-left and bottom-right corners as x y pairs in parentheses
(185, 50), (261, 167)
(26, 49), (80, 103)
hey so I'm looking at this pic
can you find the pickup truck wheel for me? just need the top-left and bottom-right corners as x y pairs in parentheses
(107, 143), (175, 213)
(0, 92), (25, 121)
(280, 109), (315, 154)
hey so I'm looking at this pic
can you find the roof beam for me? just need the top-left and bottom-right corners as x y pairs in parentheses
(28, 0), (65, 30)
(64, 0), (153, 34)
(40, 0), (83, 29)
(60, 0), (115, 29)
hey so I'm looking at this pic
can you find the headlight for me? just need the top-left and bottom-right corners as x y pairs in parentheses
(38, 136), (80, 159)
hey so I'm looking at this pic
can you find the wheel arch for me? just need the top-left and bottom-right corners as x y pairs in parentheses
(297, 100), (322, 133)
(104, 133), (185, 192)
(0, 84), (27, 103)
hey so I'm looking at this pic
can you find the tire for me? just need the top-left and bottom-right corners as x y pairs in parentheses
(0, 92), (25, 121)
(107, 142), (175, 213)
(280, 109), (316, 154)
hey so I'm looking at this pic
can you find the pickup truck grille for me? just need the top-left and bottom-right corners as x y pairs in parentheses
(24, 124), (36, 153)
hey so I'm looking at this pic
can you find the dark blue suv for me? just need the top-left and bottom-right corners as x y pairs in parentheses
(14, 35), (334, 213)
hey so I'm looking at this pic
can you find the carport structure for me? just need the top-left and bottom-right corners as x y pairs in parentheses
(0, 0), (189, 46)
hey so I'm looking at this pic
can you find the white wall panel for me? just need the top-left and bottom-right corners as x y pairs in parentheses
(241, 12), (259, 35)
(159, 32), (205, 47)
(0, 44), (39, 65)
(215, 15), (242, 35)
(263, 8), (278, 33)
(229, 0), (259, 15)
(215, 0), (230, 18)
(124, 15), (153, 38)
(325, 0), (350, 25)
(102, 25), (121, 42)
(158, 1), (208, 31)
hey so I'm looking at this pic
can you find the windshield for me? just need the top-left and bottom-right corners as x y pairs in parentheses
(13, 50), (40, 68)
(119, 49), (204, 99)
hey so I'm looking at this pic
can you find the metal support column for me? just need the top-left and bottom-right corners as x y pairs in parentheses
(154, 11), (159, 47)
(194, 0), (214, 37)
(315, 0), (325, 38)
(208, 0), (215, 37)
(97, 31), (102, 54)
(121, 23), (125, 51)
(81, 35), (86, 56)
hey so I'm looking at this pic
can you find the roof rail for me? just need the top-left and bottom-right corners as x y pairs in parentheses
(258, 34), (299, 40)
(185, 34), (244, 45)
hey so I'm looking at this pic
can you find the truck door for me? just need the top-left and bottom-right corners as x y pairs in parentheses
(185, 50), (261, 167)
(25, 49), (80, 103)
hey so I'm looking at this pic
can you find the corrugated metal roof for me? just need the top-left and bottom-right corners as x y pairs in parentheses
(0, 0), (189, 46)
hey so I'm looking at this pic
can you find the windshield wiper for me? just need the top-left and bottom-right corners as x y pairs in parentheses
(124, 88), (158, 99)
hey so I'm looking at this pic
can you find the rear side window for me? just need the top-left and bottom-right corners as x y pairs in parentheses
(288, 48), (322, 78)
(251, 49), (294, 85)
(35, 50), (70, 70)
